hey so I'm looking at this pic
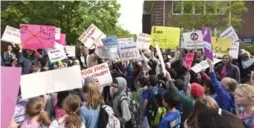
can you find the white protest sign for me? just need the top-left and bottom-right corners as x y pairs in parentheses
(155, 44), (166, 74)
(136, 33), (151, 49)
(47, 43), (67, 63)
(98, 45), (119, 59)
(78, 24), (106, 49)
(81, 62), (112, 86)
(220, 26), (239, 59)
(55, 28), (61, 40)
(191, 58), (221, 73)
(64, 46), (76, 57)
(1, 25), (21, 44)
(117, 38), (134, 44)
(119, 43), (140, 61)
(21, 66), (82, 99)
(183, 31), (204, 49)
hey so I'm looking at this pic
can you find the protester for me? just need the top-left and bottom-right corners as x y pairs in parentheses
(190, 83), (205, 99)
(54, 91), (70, 119)
(2, 44), (17, 67)
(238, 50), (254, 83)
(19, 48), (38, 74)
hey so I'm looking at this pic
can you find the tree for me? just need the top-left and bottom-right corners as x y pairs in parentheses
(1, 1), (135, 44)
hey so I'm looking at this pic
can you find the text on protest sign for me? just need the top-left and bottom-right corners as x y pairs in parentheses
(191, 58), (221, 73)
(183, 30), (204, 49)
(20, 24), (56, 50)
(117, 38), (134, 44)
(119, 43), (140, 61)
(151, 26), (180, 49)
(136, 33), (151, 49)
(64, 46), (76, 57)
(212, 37), (232, 57)
(81, 62), (112, 86)
(1, 25), (21, 44)
(21, 66), (82, 99)
(47, 43), (67, 63)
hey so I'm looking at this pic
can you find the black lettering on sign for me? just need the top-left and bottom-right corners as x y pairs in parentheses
(153, 27), (163, 34)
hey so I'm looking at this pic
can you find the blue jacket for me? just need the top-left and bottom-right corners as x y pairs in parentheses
(209, 72), (236, 114)
(158, 110), (181, 128)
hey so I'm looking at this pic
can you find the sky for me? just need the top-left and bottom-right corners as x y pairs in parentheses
(117, 0), (144, 35)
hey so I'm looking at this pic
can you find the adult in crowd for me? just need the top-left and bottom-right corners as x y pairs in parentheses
(19, 46), (38, 74)
(238, 50), (254, 83)
(2, 44), (17, 67)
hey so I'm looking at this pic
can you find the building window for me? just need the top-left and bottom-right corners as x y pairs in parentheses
(172, 1), (182, 15)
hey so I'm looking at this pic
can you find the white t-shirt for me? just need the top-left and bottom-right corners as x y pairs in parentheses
(49, 116), (86, 128)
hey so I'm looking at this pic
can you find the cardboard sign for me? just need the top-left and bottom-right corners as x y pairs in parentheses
(1, 67), (22, 128)
(79, 24), (106, 49)
(155, 44), (166, 74)
(184, 52), (195, 69)
(21, 66), (82, 99)
(81, 62), (112, 86)
(1, 25), (21, 44)
(20, 24), (56, 50)
(212, 37), (232, 57)
(64, 46), (76, 57)
(136, 33), (151, 49)
(102, 36), (118, 46)
(117, 38), (134, 44)
(183, 30), (204, 49)
(55, 28), (61, 40)
(151, 26), (180, 49)
(191, 58), (221, 73)
(56, 33), (66, 45)
(98, 45), (119, 59)
(119, 43), (140, 61)
(220, 26), (240, 59)
(202, 27), (213, 61)
(47, 43), (67, 63)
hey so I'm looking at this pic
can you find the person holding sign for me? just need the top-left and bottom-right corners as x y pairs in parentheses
(2, 44), (17, 67)
(238, 50), (254, 83)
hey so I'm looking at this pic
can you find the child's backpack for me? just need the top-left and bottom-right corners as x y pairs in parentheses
(98, 104), (120, 128)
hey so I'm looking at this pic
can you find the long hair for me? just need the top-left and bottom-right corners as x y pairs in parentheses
(63, 94), (82, 128)
(236, 84), (254, 104)
(25, 97), (51, 126)
(82, 82), (103, 109)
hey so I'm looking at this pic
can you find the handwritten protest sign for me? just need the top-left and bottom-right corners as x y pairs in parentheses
(119, 43), (140, 61)
(117, 38), (134, 44)
(151, 26), (180, 49)
(55, 28), (61, 40)
(155, 44), (166, 74)
(56, 33), (66, 45)
(81, 62), (112, 86)
(20, 24), (56, 50)
(1, 67), (22, 128)
(136, 33), (151, 49)
(47, 43), (67, 63)
(79, 24), (106, 49)
(1, 25), (21, 44)
(220, 26), (239, 59)
(202, 27), (213, 61)
(21, 66), (82, 99)
(191, 58), (221, 73)
(64, 46), (76, 57)
(184, 52), (195, 69)
(212, 37), (232, 57)
(183, 30), (204, 49)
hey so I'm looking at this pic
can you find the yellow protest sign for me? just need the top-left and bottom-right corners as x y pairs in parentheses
(212, 37), (232, 56)
(151, 26), (180, 49)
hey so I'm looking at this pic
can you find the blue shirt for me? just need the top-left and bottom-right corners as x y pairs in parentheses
(158, 110), (181, 128)
(142, 87), (158, 116)
(80, 104), (100, 128)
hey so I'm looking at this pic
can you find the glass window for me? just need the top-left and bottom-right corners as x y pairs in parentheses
(183, 1), (193, 14)
(172, 1), (182, 14)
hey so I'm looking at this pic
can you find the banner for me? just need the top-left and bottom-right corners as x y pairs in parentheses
(212, 37), (232, 57)
(117, 38), (134, 44)
(183, 30), (204, 49)
(56, 33), (66, 45)
(79, 24), (106, 49)
(155, 44), (166, 74)
(191, 58), (221, 73)
(98, 45), (119, 59)
(220, 26), (240, 59)
(1, 25), (21, 44)
(119, 43), (140, 61)
(55, 28), (61, 40)
(20, 24), (56, 50)
(202, 27), (213, 61)
(184, 52), (195, 69)
(47, 43), (67, 63)
(1, 67), (22, 128)
(151, 26), (180, 49)
(64, 46), (76, 57)
(136, 33), (151, 49)
(81, 62), (112, 86)
(21, 66), (82, 99)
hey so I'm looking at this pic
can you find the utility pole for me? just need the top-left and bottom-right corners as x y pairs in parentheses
(228, 1), (232, 26)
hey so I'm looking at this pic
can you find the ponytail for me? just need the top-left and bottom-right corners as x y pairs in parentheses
(65, 113), (82, 128)
(38, 110), (51, 126)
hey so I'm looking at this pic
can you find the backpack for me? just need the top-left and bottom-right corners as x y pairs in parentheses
(98, 104), (120, 128)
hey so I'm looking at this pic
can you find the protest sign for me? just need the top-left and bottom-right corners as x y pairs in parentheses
(212, 37), (232, 57)
(81, 62), (112, 86)
(155, 44), (166, 74)
(55, 28), (61, 40)
(20, 24), (56, 50)
(151, 26), (180, 49)
(136, 33), (151, 49)
(191, 58), (221, 73)
(98, 45), (119, 59)
(1, 67), (22, 128)
(64, 46), (76, 57)
(47, 43), (67, 63)
(119, 43), (140, 61)
(79, 24), (106, 49)
(184, 52), (195, 69)
(1, 25), (21, 44)
(117, 38), (134, 44)
(220, 26), (240, 59)
(21, 66), (82, 99)
(102, 36), (118, 46)
(183, 30), (204, 49)
(202, 27), (213, 61)
(56, 33), (66, 45)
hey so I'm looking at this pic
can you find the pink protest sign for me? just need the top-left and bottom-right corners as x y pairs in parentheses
(1, 67), (22, 128)
(20, 24), (56, 50)
(184, 52), (195, 69)
(56, 33), (66, 45)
